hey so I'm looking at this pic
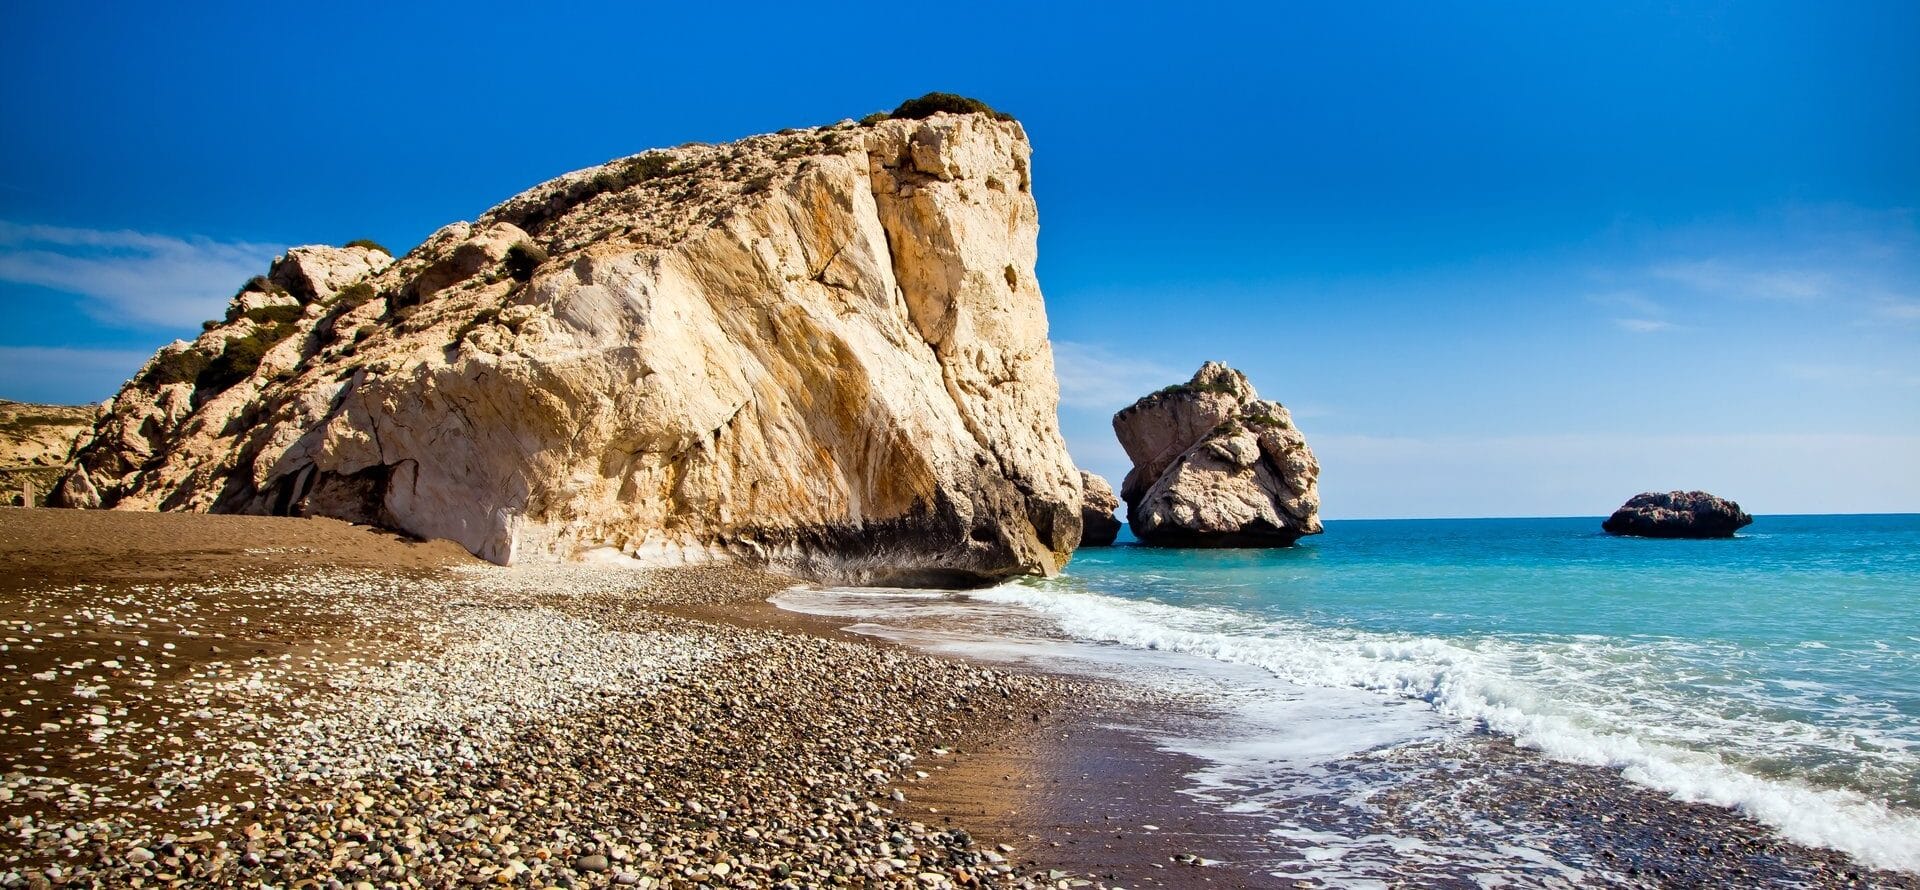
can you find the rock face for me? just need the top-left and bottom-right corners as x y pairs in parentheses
(1077, 471), (1121, 547)
(1113, 363), (1321, 547)
(1602, 491), (1753, 538)
(0, 401), (99, 507)
(0, 401), (97, 469)
(55, 113), (1084, 586)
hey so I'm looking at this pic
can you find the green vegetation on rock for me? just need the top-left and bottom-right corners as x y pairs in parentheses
(452, 308), (502, 347)
(240, 275), (288, 297)
(196, 322), (300, 394)
(0, 413), (77, 437)
(887, 92), (1014, 122)
(334, 282), (378, 309)
(1148, 379), (1239, 400)
(504, 242), (547, 283)
(590, 153), (678, 193)
(241, 304), (305, 325)
(144, 349), (212, 387)
(1243, 410), (1291, 430)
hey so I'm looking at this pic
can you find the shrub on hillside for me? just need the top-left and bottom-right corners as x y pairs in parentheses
(504, 242), (547, 282)
(589, 153), (677, 193)
(334, 282), (378, 309)
(241, 304), (304, 325)
(144, 349), (211, 387)
(887, 92), (1014, 122)
(344, 238), (391, 255)
(1243, 410), (1291, 431)
(196, 323), (299, 394)
(239, 275), (287, 296)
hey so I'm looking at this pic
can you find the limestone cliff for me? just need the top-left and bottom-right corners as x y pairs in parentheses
(57, 113), (1084, 585)
(0, 401), (99, 506)
(1113, 362), (1321, 547)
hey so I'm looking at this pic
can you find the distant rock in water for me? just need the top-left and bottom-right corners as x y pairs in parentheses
(53, 109), (1085, 587)
(1112, 362), (1321, 547)
(1602, 491), (1753, 538)
(1077, 470), (1121, 547)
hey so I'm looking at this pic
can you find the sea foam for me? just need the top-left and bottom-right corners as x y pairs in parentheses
(777, 581), (1920, 873)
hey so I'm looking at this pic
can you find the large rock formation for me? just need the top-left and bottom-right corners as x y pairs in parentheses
(55, 112), (1084, 586)
(1602, 491), (1753, 538)
(1113, 363), (1321, 547)
(1077, 470), (1121, 547)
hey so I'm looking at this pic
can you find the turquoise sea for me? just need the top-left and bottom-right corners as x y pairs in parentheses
(778, 514), (1920, 875)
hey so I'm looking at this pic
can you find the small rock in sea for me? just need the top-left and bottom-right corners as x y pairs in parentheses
(1077, 471), (1122, 547)
(1602, 490), (1753, 538)
(1113, 362), (1322, 548)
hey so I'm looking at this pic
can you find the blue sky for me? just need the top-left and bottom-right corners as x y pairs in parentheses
(2, 2), (1915, 516)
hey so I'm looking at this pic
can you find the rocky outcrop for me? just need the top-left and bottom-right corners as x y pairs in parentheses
(56, 113), (1084, 586)
(0, 400), (99, 507)
(0, 401), (97, 469)
(1113, 363), (1320, 547)
(1602, 491), (1752, 538)
(1077, 470), (1121, 547)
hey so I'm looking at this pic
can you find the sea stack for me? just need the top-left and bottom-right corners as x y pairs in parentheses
(1077, 470), (1122, 547)
(1112, 362), (1321, 547)
(54, 110), (1085, 586)
(1602, 491), (1753, 538)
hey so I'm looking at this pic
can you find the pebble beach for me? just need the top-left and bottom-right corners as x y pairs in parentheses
(0, 510), (1103, 888)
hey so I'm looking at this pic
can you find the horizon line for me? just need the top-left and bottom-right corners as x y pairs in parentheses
(1314, 511), (1920, 522)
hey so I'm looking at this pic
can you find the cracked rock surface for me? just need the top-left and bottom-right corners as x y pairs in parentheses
(1113, 363), (1321, 547)
(57, 114), (1082, 586)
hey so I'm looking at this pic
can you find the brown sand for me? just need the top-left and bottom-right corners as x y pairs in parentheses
(0, 508), (475, 591)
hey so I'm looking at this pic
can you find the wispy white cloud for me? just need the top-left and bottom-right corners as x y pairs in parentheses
(1874, 297), (1920, 323)
(1579, 206), (1920, 336)
(0, 220), (282, 329)
(1308, 432), (1920, 518)
(1588, 290), (1679, 333)
(1650, 260), (1831, 302)
(1781, 362), (1920, 388)
(1050, 340), (1181, 410)
(1587, 290), (1665, 316)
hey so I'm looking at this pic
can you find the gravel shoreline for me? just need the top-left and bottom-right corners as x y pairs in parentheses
(0, 512), (1115, 888)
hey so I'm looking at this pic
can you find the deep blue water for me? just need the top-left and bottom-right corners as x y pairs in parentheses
(1071, 515), (1920, 649)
